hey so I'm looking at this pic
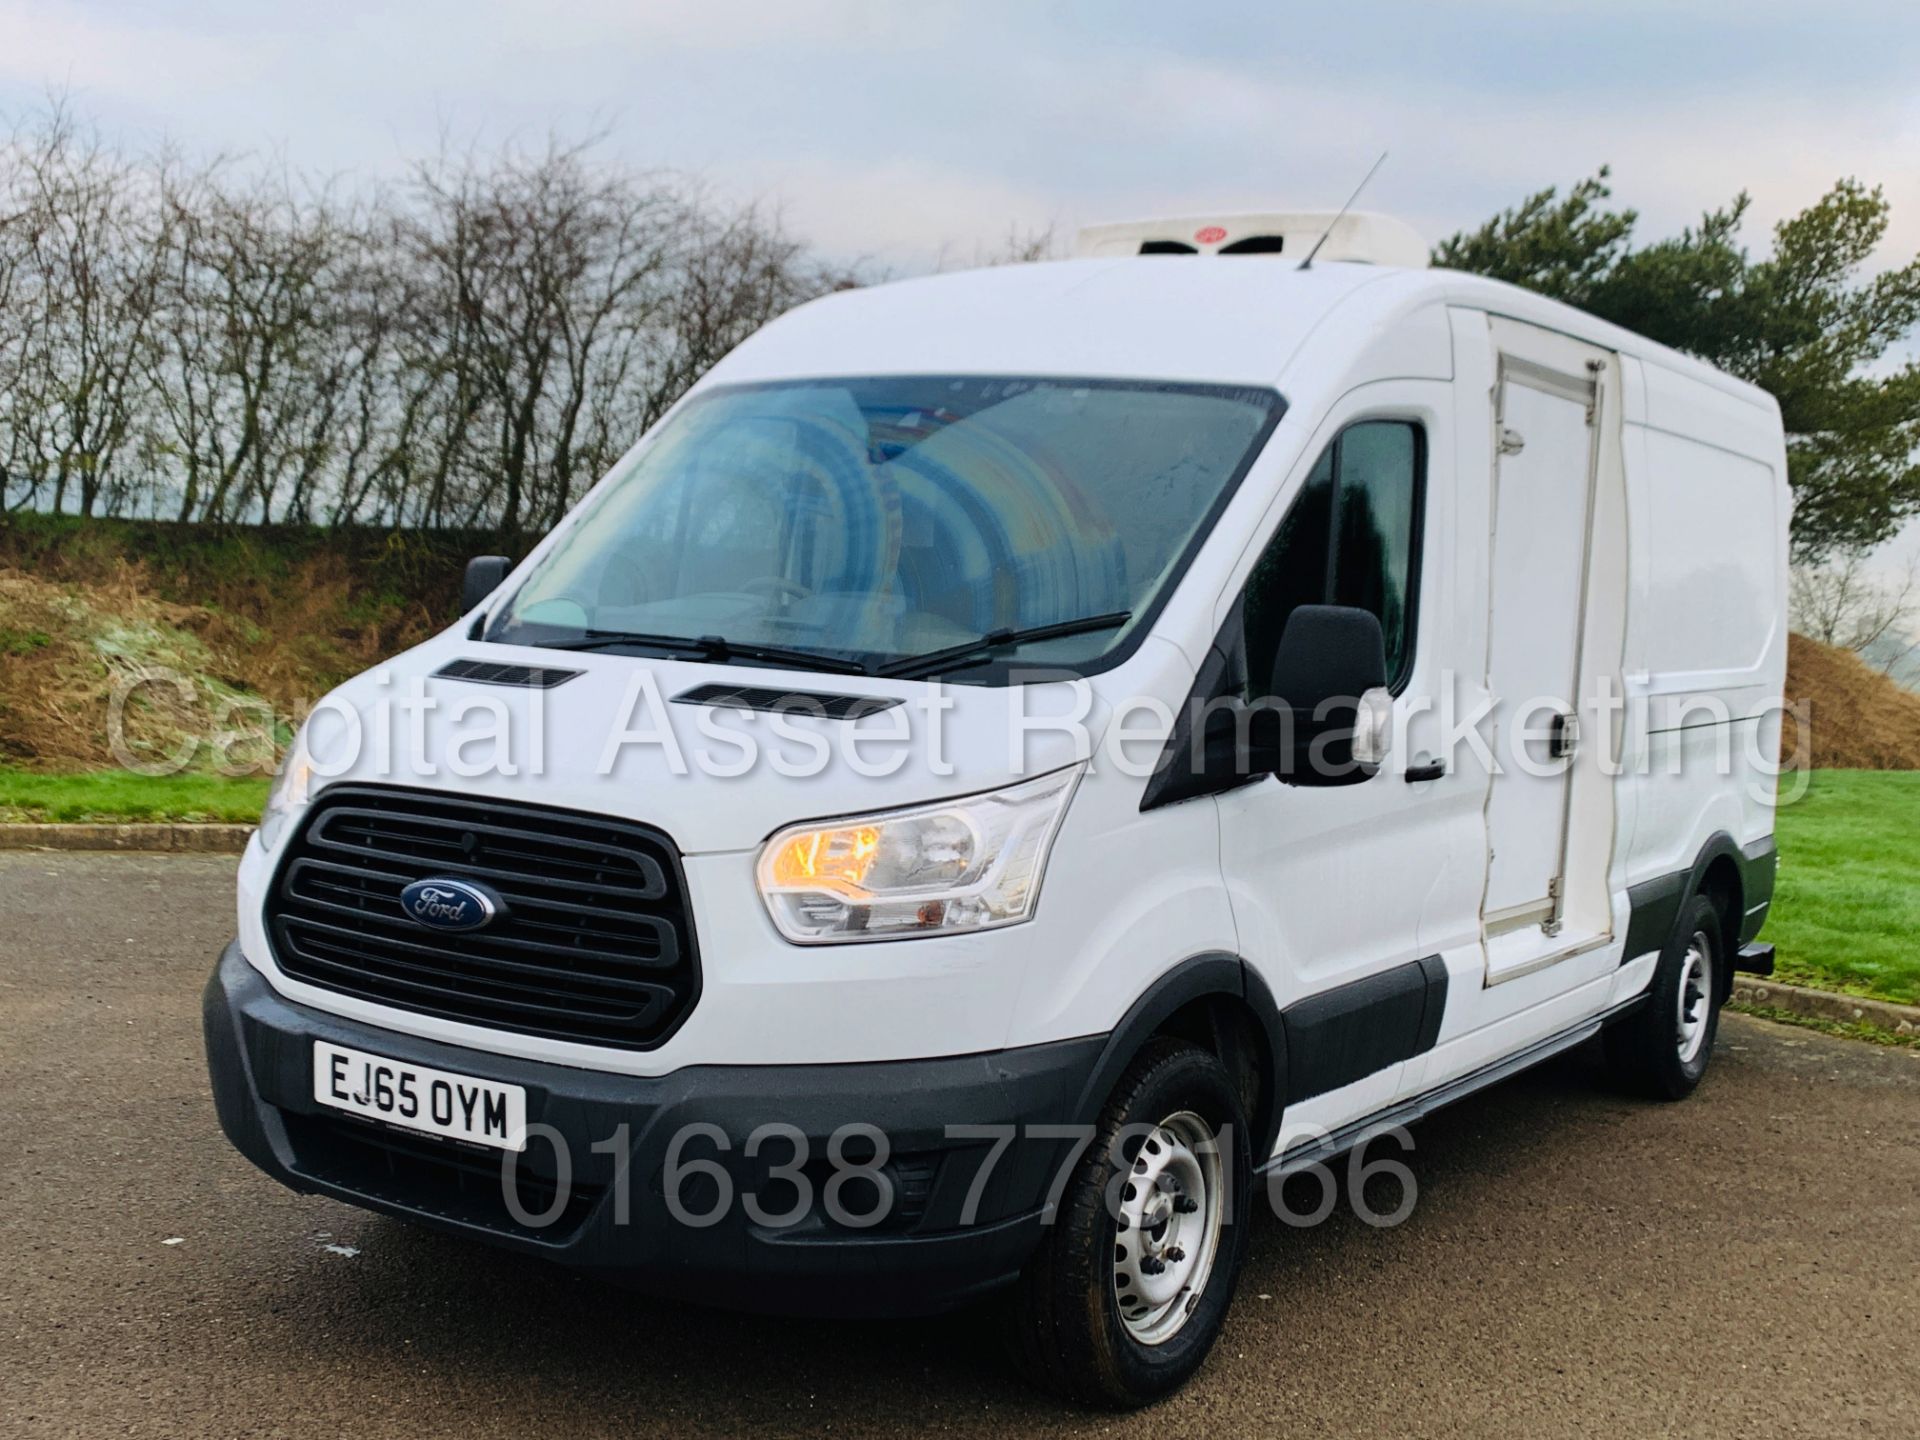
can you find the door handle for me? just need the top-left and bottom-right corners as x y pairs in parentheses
(1405, 759), (1446, 783)
(1549, 712), (1580, 761)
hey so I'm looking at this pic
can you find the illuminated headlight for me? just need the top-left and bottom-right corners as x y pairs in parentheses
(256, 727), (315, 854)
(755, 767), (1081, 943)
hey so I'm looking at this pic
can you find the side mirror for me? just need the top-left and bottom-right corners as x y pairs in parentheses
(1141, 604), (1394, 809)
(1262, 604), (1391, 786)
(462, 555), (513, 613)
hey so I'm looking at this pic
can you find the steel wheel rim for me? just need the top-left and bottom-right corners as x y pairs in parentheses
(1111, 1110), (1225, 1346)
(1675, 929), (1713, 1065)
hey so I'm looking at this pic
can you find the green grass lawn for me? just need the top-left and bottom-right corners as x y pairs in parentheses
(1767, 770), (1920, 1007)
(0, 767), (269, 824)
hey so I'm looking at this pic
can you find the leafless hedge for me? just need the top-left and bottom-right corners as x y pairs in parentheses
(0, 105), (853, 534)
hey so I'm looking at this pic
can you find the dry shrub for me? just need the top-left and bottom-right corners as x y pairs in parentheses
(0, 518), (474, 771)
(1782, 632), (1920, 770)
(0, 558), (443, 772)
(0, 567), (250, 768)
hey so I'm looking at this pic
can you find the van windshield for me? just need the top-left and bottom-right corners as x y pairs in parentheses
(488, 376), (1282, 681)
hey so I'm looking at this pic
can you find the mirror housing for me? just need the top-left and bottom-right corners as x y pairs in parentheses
(1138, 604), (1395, 810)
(1351, 685), (1394, 769)
(462, 555), (513, 614)
(1193, 605), (1387, 788)
(1263, 604), (1389, 786)
(1270, 603), (1388, 706)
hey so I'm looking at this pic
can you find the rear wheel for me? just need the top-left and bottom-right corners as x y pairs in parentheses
(1605, 893), (1724, 1100)
(1005, 1038), (1252, 1408)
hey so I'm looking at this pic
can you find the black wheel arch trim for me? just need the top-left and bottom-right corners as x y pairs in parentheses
(1068, 953), (1288, 1160)
(1623, 831), (1777, 982)
(1737, 835), (1777, 945)
(1072, 950), (1451, 1163)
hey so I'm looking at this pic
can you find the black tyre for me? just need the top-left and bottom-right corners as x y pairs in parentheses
(1604, 894), (1725, 1100)
(1006, 1038), (1253, 1408)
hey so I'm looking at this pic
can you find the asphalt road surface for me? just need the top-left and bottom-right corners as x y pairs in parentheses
(4, 852), (1918, 1438)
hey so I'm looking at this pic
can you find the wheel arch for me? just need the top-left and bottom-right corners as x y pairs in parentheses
(1626, 831), (1746, 1001)
(1685, 834), (1746, 998)
(1068, 953), (1286, 1161)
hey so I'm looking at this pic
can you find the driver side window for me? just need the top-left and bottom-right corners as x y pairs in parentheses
(1240, 420), (1424, 697)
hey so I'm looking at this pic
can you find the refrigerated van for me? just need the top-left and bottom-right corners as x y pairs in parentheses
(206, 209), (1789, 1408)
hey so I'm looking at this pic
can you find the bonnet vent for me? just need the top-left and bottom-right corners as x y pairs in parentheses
(433, 658), (583, 689)
(674, 683), (901, 720)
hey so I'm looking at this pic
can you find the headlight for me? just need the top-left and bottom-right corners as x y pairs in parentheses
(257, 727), (315, 853)
(756, 767), (1081, 943)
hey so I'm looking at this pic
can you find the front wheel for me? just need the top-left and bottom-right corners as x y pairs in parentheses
(1604, 894), (1725, 1100)
(1005, 1038), (1252, 1408)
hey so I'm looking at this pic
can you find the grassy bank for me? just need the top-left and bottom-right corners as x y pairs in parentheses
(1767, 769), (1920, 1006)
(0, 512), (506, 770)
(0, 511), (492, 621)
(0, 767), (270, 824)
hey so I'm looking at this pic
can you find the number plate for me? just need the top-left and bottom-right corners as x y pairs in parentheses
(312, 1041), (527, 1152)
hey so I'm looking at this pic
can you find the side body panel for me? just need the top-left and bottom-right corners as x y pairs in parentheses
(1397, 312), (1632, 1100)
(1213, 304), (1487, 1147)
(1615, 358), (1790, 946)
(1477, 318), (1626, 977)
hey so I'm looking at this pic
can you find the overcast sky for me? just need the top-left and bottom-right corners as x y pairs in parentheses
(7, 0), (1918, 265)
(5, 0), (1919, 568)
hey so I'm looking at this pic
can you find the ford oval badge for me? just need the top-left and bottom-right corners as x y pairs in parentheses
(399, 877), (503, 933)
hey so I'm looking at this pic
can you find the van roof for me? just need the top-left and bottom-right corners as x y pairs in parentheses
(701, 257), (1775, 414)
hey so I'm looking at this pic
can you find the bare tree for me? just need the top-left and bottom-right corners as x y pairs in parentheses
(146, 161), (367, 523)
(639, 200), (849, 429)
(403, 138), (686, 536)
(935, 223), (1060, 272)
(0, 126), (41, 509)
(0, 104), (854, 533)
(1, 105), (170, 517)
(1791, 551), (1920, 667)
(322, 204), (446, 528)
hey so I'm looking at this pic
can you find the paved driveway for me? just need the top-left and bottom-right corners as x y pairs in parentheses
(3, 852), (1917, 1437)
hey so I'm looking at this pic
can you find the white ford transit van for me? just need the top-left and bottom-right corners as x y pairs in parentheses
(206, 211), (1787, 1408)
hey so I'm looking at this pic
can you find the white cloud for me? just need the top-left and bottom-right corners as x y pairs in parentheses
(1070, 54), (1920, 273)
(0, 2), (270, 105)
(490, 0), (953, 52)
(721, 156), (1059, 272)
(1, 0), (1915, 277)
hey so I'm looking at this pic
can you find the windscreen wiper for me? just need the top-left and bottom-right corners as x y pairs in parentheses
(534, 630), (872, 676)
(876, 611), (1132, 680)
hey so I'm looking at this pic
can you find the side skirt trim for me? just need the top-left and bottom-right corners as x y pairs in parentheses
(1262, 993), (1649, 1177)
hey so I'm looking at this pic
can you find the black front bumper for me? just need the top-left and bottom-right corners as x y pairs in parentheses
(205, 942), (1103, 1317)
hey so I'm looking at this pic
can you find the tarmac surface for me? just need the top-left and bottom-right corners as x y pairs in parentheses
(4, 851), (1917, 1437)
